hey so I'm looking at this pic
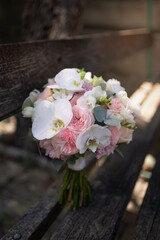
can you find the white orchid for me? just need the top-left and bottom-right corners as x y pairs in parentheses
(77, 86), (106, 110)
(47, 86), (73, 100)
(84, 72), (93, 84)
(76, 125), (111, 154)
(55, 68), (84, 92)
(106, 79), (125, 93)
(32, 99), (73, 140)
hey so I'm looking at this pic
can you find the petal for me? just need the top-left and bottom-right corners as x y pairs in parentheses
(55, 68), (84, 91)
(32, 100), (56, 140)
(54, 99), (73, 126)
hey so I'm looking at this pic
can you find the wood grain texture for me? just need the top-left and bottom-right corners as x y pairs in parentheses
(1, 182), (63, 240)
(50, 107), (160, 240)
(0, 29), (152, 120)
(1, 152), (96, 240)
(133, 152), (160, 240)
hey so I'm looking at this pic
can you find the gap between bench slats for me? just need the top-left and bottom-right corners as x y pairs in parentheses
(49, 108), (160, 240)
(133, 148), (160, 239)
(0, 29), (152, 120)
(1, 153), (96, 240)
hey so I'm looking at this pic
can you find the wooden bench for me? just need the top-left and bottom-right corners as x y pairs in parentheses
(1, 29), (160, 240)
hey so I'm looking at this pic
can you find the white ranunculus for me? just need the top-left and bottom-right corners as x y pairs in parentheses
(22, 106), (34, 118)
(84, 72), (93, 83)
(55, 68), (84, 92)
(68, 157), (86, 171)
(117, 91), (141, 117)
(32, 99), (73, 140)
(106, 79), (125, 93)
(76, 125), (111, 154)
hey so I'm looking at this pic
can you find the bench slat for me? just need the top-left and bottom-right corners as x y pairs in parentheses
(50, 108), (160, 240)
(1, 153), (96, 240)
(0, 29), (152, 120)
(133, 152), (160, 240)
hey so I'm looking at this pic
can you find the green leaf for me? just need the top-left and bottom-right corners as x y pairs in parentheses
(52, 158), (64, 171)
(77, 68), (86, 79)
(106, 90), (116, 98)
(115, 148), (124, 158)
(100, 82), (106, 91)
(93, 106), (106, 122)
(104, 118), (119, 126)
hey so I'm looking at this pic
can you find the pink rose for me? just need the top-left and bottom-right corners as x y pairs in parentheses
(68, 105), (95, 134)
(38, 87), (52, 100)
(118, 126), (133, 143)
(96, 144), (117, 159)
(70, 92), (84, 106)
(109, 126), (121, 145)
(39, 128), (78, 159)
(109, 98), (122, 111)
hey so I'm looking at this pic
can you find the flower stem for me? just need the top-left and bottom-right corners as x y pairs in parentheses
(58, 168), (92, 209)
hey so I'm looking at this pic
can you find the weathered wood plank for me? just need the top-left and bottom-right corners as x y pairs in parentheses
(133, 152), (160, 239)
(1, 183), (63, 240)
(50, 108), (160, 239)
(0, 29), (152, 120)
(1, 152), (96, 240)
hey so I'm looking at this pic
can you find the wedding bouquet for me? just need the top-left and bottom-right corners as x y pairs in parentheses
(22, 68), (140, 209)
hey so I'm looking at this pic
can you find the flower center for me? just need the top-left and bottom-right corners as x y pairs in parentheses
(51, 118), (64, 131)
(87, 138), (99, 152)
(73, 80), (80, 87)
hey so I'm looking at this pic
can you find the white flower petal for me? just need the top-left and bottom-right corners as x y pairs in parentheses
(22, 106), (34, 118)
(54, 99), (73, 126)
(76, 125), (111, 154)
(77, 95), (96, 110)
(84, 72), (93, 83)
(55, 68), (84, 91)
(32, 99), (73, 140)
(106, 79), (125, 93)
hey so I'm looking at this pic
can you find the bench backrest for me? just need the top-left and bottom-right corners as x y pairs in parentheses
(0, 29), (152, 120)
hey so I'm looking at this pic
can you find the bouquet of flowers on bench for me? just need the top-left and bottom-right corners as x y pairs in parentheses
(22, 68), (140, 209)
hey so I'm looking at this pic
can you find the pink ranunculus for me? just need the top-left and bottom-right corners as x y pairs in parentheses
(82, 82), (93, 91)
(68, 105), (95, 134)
(109, 98), (122, 111)
(118, 126), (133, 144)
(38, 87), (52, 100)
(96, 143), (117, 159)
(39, 128), (78, 159)
(109, 126), (121, 145)
(70, 92), (84, 106)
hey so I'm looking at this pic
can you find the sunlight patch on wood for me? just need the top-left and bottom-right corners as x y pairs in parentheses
(0, 116), (17, 135)
(130, 81), (153, 105)
(140, 83), (160, 123)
